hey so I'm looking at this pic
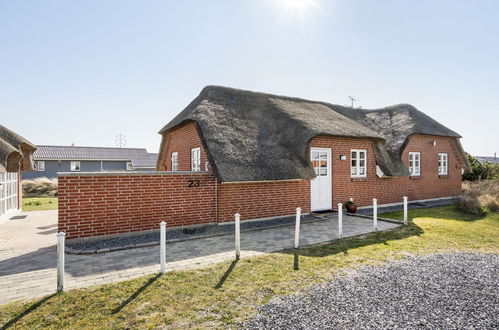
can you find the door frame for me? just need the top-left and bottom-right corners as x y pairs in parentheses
(310, 147), (332, 211)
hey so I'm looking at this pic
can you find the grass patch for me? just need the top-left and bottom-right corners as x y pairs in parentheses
(22, 198), (58, 211)
(1, 206), (498, 328)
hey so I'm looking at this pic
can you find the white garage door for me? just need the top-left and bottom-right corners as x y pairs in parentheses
(0, 173), (19, 219)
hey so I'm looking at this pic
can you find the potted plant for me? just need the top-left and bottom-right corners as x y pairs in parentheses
(345, 199), (357, 213)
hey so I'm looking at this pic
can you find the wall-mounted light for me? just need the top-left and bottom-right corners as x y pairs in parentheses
(431, 141), (437, 147)
(340, 155), (347, 160)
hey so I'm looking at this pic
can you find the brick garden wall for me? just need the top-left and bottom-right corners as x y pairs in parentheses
(58, 172), (217, 239)
(217, 179), (311, 222)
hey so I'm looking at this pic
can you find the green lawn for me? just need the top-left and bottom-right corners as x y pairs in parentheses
(1, 206), (498, 329)
(22, 198), (58, 211)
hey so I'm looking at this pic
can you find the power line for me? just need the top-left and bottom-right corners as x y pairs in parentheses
(115, 132), (126, 148)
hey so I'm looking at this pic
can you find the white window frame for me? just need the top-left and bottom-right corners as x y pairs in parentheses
(126, 161), (133, 171)
(438, 153), (448, 175)
(191, 148), (201, 172)
(37, 160), (45, 171)
(409, 152), (421, 176)
(70, 161), (81, 172)
(351, 149), (367, 178)
(171, 152), (178, 171)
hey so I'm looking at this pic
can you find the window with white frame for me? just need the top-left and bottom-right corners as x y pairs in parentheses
(351, 150), (367, 177)
(126, 162), (133, 171)
(37, 161), (45, 171)
(191, 148), (200, 171)
(409, 152), (421, 176)
(438, 153), (448, 175)
(70, 161), (80, 171)
(171, 152), (178, 171)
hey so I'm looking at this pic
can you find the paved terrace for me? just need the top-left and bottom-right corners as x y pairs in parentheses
(0, 210), (400, 305)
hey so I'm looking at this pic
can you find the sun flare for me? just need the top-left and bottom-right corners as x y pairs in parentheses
(266, 0), (323, 22)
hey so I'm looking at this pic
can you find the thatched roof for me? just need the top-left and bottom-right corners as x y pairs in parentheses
(0, 125), (36, 173)
(159, 86), (470, 182)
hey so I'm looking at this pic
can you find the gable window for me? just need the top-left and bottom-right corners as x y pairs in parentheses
(409, 152), (420, 176)
(351, 150), (367, 177)
(126, 162), (133, 171)
(171, 152), (178, 171)
(37, 161), (45, 171)
(70, 161), (80, 172)
(191, 148), (201, 171)
(438, 153), (448, 175)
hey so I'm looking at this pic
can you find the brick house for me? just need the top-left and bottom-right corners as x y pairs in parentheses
(157, 86), (470, 219)
(58, 86), (471, 240)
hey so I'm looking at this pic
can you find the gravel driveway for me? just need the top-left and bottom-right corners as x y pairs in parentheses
(246, 253), (499, 329)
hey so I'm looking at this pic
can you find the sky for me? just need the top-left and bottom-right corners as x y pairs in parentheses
(0, 0), (498, 156)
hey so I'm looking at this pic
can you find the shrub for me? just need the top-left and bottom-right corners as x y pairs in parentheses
(22, 177), (58, 197)
(462, 155), (499, 181)
(455, 180), (499, 214)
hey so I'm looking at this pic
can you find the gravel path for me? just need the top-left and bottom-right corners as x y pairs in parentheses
(246, 253), (499, 329)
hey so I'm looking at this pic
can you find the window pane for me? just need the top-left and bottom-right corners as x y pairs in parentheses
(359, 160), (365, 167)
(319, 168), (327, 176)
(351, 168), (357, 175)
(359, 151), (365, 160)
(312, 152), (319, 160)
(359, 168), (365, 175)
(351, 151), (356, 159)
(351, 159), (357, 167)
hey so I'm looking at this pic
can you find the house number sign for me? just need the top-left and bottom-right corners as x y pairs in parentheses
(187, 180), (200, 187)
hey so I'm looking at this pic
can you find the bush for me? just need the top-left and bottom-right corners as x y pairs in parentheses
(22, 177), (58, 197)
(455, 180), (499, 214)
(462, 155), (499, 181)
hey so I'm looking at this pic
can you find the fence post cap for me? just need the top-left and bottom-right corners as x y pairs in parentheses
(160, 221), (166, 226)
(57, 232), (66, 237)
(338, 202), (343, 206)
(296, 207), (301, 211)
(235, 213), (240, 217)
(373, 198), (377, 202)
(403, 196), (408, 200)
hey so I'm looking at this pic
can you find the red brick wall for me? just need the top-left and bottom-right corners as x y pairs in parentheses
(309, 134), (464, 209)
(157, 121), (210, 172)
(217, 180), (310, 222)
(58, 173), (217, 239)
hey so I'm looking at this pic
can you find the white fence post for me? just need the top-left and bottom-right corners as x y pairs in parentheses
(294, 207), (301, 249)
(235, 213), (241, 260)
(57, 232), (65, 292)
(403, 196), (408, 225)
(338, 203), (343, 239)
(160, 221), (166, 274)
(373, 198), (378, 232)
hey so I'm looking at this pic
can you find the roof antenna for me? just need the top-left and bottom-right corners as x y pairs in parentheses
(348, 96), (356, 108)
(115, 132), (126, 148)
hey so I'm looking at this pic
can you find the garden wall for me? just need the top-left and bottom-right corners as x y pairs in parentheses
(58, 172), (217, 239)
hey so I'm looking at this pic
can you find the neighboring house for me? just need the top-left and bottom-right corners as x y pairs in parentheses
(476, 155), (499, 164)
(24, 145), (158, 179)
(157, 86), (471, 213)
(0, 125), (36, 220)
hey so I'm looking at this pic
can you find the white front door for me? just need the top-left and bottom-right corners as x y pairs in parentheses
(310, 148), (332, 211)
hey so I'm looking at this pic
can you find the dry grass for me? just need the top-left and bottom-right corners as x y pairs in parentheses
(22, 177), (58, 197)
(456, 180), (499, 214)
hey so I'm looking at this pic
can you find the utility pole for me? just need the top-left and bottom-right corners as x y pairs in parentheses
(115, 132), (126, 148)
(348, 96), (356, 108)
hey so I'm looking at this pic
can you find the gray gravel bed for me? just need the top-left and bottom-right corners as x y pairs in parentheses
(246, 253), (499, 329)
(356, 198), (454, 216)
